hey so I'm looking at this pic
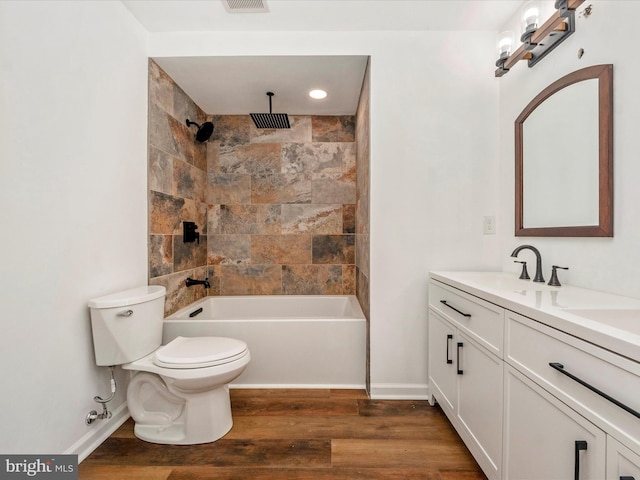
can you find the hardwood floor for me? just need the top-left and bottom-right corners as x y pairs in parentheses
(79, 389), (487, 480)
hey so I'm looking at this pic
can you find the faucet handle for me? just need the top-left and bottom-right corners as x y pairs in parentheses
(514, 260), (530, 280)
(548, 266), (569, 287)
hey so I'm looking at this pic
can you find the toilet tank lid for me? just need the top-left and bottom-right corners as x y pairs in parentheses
(88, 285), (166, 309)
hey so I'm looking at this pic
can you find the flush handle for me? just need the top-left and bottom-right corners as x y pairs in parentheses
(117, 309), (133, 317)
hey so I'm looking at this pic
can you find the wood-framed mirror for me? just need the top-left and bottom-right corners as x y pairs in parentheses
(515, 64), (613, 237)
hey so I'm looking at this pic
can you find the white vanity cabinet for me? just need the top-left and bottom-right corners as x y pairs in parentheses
(428, 281), (504, 480)
(428, 272), (640, 480)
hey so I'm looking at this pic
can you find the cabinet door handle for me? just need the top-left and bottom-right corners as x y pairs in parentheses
(574, 440), (587, 480)
(549, 363), (640, 419)
(446, 334), (453, 364)
(456, 342), (464, 375)
(440, 300), (471, 317)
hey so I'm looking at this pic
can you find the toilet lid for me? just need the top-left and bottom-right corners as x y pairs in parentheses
(153, 336), (248, 369)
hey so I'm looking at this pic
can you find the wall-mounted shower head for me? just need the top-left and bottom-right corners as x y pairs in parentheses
(250, 92), (291, 129)
(185, 119), (214, 143)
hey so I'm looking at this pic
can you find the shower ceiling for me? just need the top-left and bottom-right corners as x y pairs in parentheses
(152, 55), (369, 116)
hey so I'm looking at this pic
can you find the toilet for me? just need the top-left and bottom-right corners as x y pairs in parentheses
(88, 285), (250, 445)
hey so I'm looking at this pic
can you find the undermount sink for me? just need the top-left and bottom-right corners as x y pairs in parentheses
(563, 309), (640, 336)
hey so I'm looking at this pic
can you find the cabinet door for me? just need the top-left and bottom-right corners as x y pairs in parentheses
(457, 330), (503, 480)
(504, 365), (606, 480)
(607, 436), (640, 480)
(428, 309), (457, 413)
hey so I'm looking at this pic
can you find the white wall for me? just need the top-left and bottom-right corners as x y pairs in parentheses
(148, 29), (502, 399)
(2, 0), (633, 458)
(0, 1), (148, 457)
(498, 1), (640, 298)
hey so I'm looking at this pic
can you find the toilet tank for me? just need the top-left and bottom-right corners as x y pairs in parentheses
(88, 285), (166, 366)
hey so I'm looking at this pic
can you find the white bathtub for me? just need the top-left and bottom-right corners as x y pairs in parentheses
(163, 295), (366, 389)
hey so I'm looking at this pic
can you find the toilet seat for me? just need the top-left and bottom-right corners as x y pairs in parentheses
(153, 336), (249, 369)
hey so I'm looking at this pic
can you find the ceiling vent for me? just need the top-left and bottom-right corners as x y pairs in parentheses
(222, 0), (269, 13)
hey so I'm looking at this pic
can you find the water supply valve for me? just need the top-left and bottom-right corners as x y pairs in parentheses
(86, 366), (116, 425)
(86, 403), (112, 425)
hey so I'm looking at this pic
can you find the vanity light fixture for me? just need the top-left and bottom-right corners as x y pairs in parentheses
(495, 0), (585, 77)
(309, 89), (327, 99)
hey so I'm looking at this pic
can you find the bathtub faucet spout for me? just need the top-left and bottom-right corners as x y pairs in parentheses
(186, 277), (210, 289)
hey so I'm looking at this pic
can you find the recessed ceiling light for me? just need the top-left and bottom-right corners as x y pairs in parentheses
(309, 89), (327, 100)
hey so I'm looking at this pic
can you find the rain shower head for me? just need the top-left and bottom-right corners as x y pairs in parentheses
(186, 119), (214, 143)
(250, 92), (290, 129)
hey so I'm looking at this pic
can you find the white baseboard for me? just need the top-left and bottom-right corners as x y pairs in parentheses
(369, 383), (429, 400)
(66, 402), (130, 463)
(230, 383), (366, 390)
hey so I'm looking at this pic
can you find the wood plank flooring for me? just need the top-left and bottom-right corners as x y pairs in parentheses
(79, 389), (487, 480)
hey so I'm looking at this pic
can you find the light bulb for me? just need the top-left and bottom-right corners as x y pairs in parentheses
(309, 89), (327, 99)
(522, 2), (539, 33)
(497, 31), (515, 59)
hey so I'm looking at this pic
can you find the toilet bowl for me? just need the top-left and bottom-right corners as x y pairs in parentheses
(123, 336), (250, 444)
(88, 286), (251, 445)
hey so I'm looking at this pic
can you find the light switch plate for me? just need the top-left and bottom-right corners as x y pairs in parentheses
(483, 216), (496, 235)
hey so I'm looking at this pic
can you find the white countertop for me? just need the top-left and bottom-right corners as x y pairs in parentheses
(430, 271), (640, 364)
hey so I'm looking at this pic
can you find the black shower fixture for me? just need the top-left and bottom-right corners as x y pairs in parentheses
(250, 92), (291, 129)
(185, 119), (214, 142)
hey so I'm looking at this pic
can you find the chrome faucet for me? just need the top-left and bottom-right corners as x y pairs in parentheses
(186, 277), (210, 288)
(510, 245), (545, 283)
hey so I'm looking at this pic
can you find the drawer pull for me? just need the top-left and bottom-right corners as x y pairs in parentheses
(446, 334), (453, 364)
(620, 477), (636, 480)
(549, 363), (640, 420)
(574, 440), (588, 480)
(440, 300), (471, 318)
(457, 342), (464, 375)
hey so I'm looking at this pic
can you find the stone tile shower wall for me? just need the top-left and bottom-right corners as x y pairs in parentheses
(147, 60), (209, 315)
(146, 60), (366, 316)
(206, 115), (357, 295)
